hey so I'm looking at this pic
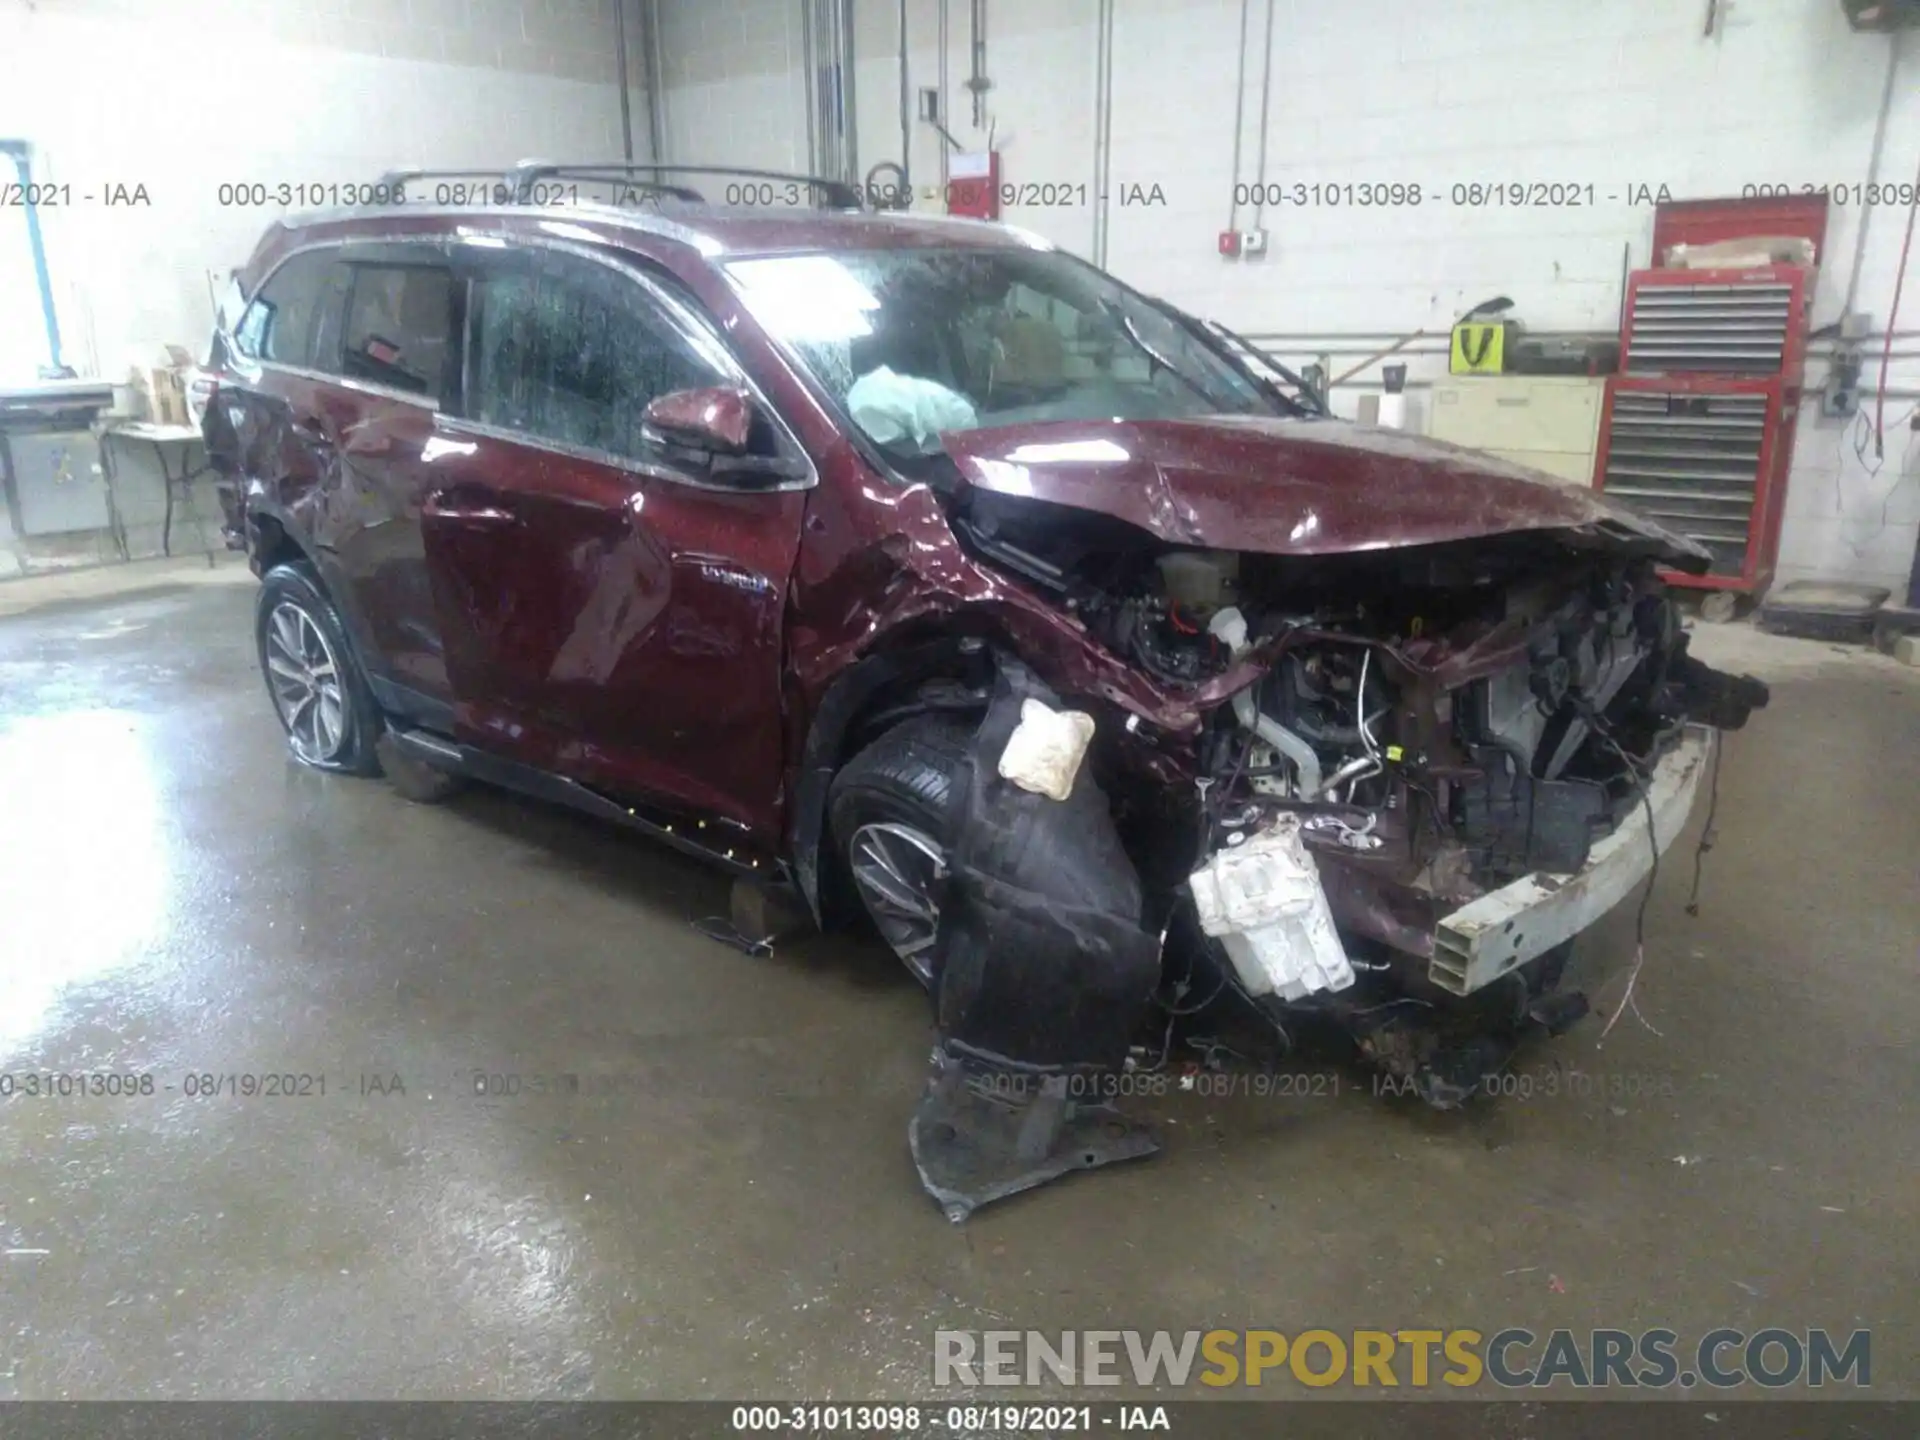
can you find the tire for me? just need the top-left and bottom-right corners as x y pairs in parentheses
(255, 562), (382, 776)
(828, 717), (975, 987)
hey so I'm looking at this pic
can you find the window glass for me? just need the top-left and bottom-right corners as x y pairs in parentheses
(235, 251), (338, 367)
(726, 247), (1278, 457)
(468, 251), (726, 461)
(306, 261), (354, 374)
(341, 262), (455, 399)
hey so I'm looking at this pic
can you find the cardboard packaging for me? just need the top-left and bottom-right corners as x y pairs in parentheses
(145, 345), (197, 427)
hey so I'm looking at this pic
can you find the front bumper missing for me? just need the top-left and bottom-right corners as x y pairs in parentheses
(1429, 725), (1715, 996)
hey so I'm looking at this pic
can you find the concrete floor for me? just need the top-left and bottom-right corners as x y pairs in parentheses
(0, 559), (1914, 1400)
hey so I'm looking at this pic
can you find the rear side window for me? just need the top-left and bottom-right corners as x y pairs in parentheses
(341, 262), (456, 401)
(234, 251), (337, 367)
(466, 250), (726, 461)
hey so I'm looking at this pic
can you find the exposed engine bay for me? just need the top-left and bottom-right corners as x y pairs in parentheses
(911, 486), (1769, 1218)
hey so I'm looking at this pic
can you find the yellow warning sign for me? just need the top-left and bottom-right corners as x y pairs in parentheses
(1450, 321), (1508, 374)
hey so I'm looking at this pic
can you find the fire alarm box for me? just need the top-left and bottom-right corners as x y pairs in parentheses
(946, 151), (999, 220)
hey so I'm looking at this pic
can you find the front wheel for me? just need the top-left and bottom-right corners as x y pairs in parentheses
(254, 563), (381, 775)
(828, 718), (973, 988)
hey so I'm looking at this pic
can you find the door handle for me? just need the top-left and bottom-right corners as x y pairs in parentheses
(426, 486), (518, 527)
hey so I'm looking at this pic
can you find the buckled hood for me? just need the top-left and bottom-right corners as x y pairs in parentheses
(940, 416), (1710, 569)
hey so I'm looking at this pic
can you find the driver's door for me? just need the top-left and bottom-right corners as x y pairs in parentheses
(420, 240), (810, 837)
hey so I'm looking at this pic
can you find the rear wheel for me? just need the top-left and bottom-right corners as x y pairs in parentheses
(828, 718), (973, 988)
(255, 563), (381, 775)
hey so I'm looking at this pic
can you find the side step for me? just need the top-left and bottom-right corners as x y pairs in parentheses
(385, 726), (785, 883)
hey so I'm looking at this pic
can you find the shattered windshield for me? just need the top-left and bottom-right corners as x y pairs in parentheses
(724, 247), (1282, 457)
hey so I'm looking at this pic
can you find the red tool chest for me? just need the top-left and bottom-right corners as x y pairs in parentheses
(1593, 195), (1830, 595)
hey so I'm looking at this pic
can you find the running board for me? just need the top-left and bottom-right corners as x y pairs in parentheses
(385, 726), (786, 883)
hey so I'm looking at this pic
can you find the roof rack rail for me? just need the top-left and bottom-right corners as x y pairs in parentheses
(504, 161), (867, 210)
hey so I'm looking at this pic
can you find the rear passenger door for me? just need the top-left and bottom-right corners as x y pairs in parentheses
(423, 240), (809, 837)
(212, 247), (354, 600)
(213, 239), (464, 720)
(322, 242), (464, 715)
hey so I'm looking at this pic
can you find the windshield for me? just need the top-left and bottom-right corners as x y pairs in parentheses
(724, 247), (1283, 457)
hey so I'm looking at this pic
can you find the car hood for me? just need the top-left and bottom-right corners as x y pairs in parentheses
(940, 416), (1710, 567)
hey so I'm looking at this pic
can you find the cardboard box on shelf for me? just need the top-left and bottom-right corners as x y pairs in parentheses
(145, 345), (197, 427)
(147, 368), (188, 426)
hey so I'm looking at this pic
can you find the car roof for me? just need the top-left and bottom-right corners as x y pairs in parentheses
(271, 201), (1051, 263)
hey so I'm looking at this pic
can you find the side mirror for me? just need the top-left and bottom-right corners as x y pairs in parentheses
(642, 385), (755, 455)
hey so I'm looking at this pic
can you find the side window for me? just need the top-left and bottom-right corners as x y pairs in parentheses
(234, 251), (337, 367)
(341, 260), (456, 400)
(466, 250), (727, 462)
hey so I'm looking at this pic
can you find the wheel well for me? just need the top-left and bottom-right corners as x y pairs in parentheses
(791, 638), (997, 928)
(250, 514), (309, 579)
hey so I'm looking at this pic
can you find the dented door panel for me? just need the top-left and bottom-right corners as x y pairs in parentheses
(225, 367), (390, 673)
(422, 431), (805, 836)
(326, 394), (455, 704)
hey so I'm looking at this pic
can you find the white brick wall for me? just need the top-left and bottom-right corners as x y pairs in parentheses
(0, 0), (650, 381)
(654, 0), (1920, 598)
(658, 0), (809, 171)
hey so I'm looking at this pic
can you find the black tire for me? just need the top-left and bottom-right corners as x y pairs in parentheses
(255, 562), (382, 776)
(828, 717), (975, 983)
(374, 731), (467, 803)
(829, 717), (973, 846)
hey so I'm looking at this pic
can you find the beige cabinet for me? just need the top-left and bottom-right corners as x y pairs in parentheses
(1426, 375), (1605, 488)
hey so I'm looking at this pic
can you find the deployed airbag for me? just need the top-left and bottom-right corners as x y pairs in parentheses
(846, 365), (978, 450)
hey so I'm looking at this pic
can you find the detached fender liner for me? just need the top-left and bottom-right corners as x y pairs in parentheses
(910, 657), (1163, 1219)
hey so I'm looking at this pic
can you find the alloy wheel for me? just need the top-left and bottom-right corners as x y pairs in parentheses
(264, 600), (349, 765)
(847, 821), (947, 988)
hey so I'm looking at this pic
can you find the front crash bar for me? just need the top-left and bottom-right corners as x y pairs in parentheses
(1429, 724), (1715, 996)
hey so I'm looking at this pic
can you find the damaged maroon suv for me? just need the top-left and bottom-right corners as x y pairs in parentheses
(204, 165), (1768, 1218)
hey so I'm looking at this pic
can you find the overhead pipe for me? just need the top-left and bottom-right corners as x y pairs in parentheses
(816, 0), (830, 176)
(642, 0), (666, 163)
(1091, 0), (1114, 267)
(839, 0), (859, 182)
(1250, 0), (1276, 236)
(898, 0), (912, 185)
(1224, 0), (1252, 237)
(809, 0), (845, 181)
(968, 0), (989, 130)
(802, 0), (819, 173)
(938, 0), (950, 190)
(614, 0), (634, 164)
(812, 0), (834, 179)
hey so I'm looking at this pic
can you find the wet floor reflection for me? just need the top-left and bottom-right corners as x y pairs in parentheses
(0, 709), (168, 1053)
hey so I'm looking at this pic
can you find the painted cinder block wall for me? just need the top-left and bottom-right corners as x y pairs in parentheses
(0, 0), (651, 381)
(655, 0), (1920, 598)
(0, 0), (651, 568)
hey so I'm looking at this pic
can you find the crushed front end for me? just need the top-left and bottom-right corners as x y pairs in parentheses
(907, 513), (1768, 1215)
(1143, 540), (1768, 1104)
